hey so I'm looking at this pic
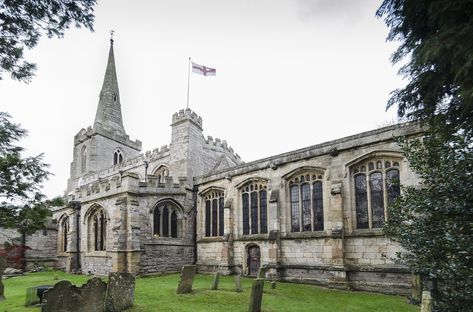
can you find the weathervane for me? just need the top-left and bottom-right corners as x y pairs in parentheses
(110, 29), (115, 44)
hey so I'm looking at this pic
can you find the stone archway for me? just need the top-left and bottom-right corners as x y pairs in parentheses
(247, 245), (260, 277)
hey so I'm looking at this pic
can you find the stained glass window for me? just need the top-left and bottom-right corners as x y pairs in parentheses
(355, 174), (369, 229)
(241, 182), (268, 235)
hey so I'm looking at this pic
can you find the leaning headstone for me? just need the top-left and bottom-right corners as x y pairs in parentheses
(0, 256), (6, 301)
(81, 278), (107, 312)
(257, 266), (268, 279)
(234, 274), (243, 292)
(248, 278), (265, 312)
(176, 265), (196, 294)
(421, 291), (432, 312)
(104, 273), (135, 312)
(25, 286), (39, 306)
(411, 274), (422, 304)
(41, 280), (82, 312)
(211, 271), (221, 290)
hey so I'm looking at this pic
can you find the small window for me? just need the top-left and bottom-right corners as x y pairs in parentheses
(81, 146), (87, 173)
(60, 216), (70, 252)
(154, 165), (169, 183)
(113, 150), (123, 165)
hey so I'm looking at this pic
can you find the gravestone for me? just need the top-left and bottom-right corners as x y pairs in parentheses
(271, 281), (276, 289)
(421, 291), (432, 312)
(41, 280), (81, 312)
(25, 286), (39, 306)
(176, 265), (196, 294)
(0, 256), (6, 301)
(104, 273), (135, 312)
(211, 271), (221, 290)
(41, 278), (107, 312)
(248, 278), (265, 312)
(257, 266), (268, 279)
(234, 274), (243, 292)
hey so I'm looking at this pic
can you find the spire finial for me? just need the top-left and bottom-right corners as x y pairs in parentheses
(110, 29), (115, 45)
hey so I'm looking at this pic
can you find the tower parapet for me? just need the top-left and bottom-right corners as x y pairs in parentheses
(171, 108), (203, 130)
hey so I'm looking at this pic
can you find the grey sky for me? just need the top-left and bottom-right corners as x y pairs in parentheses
(0, 0), (401, 199)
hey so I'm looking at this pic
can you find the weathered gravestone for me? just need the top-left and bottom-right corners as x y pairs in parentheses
(257, 266), (268, 279)
(104, 273), (136, 312)
(421, 291), (433, 312)
(41, 278), (107, 312)
(176, 265), (196, 294)
(271, 281), (276, 289)
(211, 271), (221, 290)
(0, 256), (6, 301)
(25, 285), (53, 306)
(234, 274), (243, 292)
(248, 278), (265, 312)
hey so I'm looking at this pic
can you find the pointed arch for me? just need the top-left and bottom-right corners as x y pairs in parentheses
(153, 165), (169, 183)
(85, 204), (107, 252)
(113, 149), (123, 165)
(151, 199), (183, 238)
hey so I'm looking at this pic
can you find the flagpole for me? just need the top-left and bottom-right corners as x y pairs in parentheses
(186, 57), (191, 109)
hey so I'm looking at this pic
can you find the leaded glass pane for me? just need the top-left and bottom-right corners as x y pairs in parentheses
(355, 174), (369, 229)
(219, 197), (224, 236)
(301, 184), (311, 231)
(162, 206), (169, 237)
(242, 193), (250, 235)
(154, 208), (161, 236)
(386, 169), (400, 204)
(370, 172), (385, 228)
(313, 181), (324, 231)
(170, 211), (177, 238)
(290, 185), (300, 232)
(251, 192), (258, 234)
(205, 200), (211, 237)
(212, 199), (218, 236)
(260, 190), (267, 234)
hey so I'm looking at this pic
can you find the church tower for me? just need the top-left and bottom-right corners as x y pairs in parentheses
(67, 38), (142, 191)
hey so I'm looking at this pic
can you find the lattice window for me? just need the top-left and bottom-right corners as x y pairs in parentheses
(153, 201), (180, 238)
(241, 181), (268, 235)
(203, 190), (224, 237)
(352, 158), (401, 229)
(288, 171), (324, 232)
(113, 149), (123, 165)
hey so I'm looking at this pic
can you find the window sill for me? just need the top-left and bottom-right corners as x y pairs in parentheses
(198, 236), (226, 243)
(283, 231), (329, 239)
(235, 234), (268, 241)
(345, 228), (385, 237)
(85, 251), (107, 257)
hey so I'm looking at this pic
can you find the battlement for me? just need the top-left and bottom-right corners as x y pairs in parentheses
(171, 108), (203, 129)
(69, 173), (187, 202)
(203, 135), (241, 162)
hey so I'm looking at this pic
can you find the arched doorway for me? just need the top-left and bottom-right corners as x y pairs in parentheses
(247, 245), (261, 276)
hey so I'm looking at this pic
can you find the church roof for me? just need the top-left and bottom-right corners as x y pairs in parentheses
(93, 38), (125, 134)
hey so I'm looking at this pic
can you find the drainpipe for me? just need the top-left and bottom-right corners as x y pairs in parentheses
(69, 201), (81, 273)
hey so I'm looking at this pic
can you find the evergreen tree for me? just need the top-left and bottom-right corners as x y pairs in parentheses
(0, 0), (96, 82)
(378, 1), (473, 310)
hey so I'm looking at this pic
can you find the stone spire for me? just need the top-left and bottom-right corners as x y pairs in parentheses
(94, 36), (125, 134)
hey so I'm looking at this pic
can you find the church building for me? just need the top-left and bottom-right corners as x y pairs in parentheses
(46, 39), (423, 295)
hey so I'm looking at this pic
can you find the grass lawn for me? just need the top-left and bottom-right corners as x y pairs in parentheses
(0, 271), (419, 312)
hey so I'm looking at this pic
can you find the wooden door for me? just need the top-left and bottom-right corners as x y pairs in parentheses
(247, 245), (260, 276)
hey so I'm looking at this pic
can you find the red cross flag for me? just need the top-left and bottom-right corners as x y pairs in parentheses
(192, 62), (216, 76)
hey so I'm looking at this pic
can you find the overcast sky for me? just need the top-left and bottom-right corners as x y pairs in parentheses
(0, 0), (403, 199)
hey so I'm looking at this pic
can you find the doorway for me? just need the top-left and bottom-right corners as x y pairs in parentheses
(247, 245), (261, 276)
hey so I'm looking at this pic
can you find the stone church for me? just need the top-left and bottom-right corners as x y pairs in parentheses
(12, 39), (424, 295)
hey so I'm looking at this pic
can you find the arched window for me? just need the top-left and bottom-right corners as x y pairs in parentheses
(202, 190), (224, 237)
(81, 146), (87, 173)
(241, 181), (267, 235)
(87, 207), (107, 251)
(154, 165), (169, 183)
(60, 216), (70, 252)
(113, 149), (123, 165)
(352, 158), (401, 229)
(153, 201), (181, 238)
(288, 171), (324, 232)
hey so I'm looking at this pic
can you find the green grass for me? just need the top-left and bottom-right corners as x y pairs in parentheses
(0, 271), (419, 312)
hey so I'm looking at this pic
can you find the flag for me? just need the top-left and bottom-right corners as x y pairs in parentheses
(192, 62), (216, 76)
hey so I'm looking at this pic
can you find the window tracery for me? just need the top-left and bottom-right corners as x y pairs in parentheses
(288, 171), (324, 232)
(202, 190), (224, 237)
(87, 207), (106, 251)
(352, 158), (401, 229)
(241, 181), (267, 235)
(153, 201), (180, 238)
(154, 165), (169, 183)
(113, 149), (123, 165)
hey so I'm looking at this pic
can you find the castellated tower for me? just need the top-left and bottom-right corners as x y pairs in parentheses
(67, 39), (142, 191)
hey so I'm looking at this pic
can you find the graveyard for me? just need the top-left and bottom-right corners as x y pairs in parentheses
(0, 271), (417, 312)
